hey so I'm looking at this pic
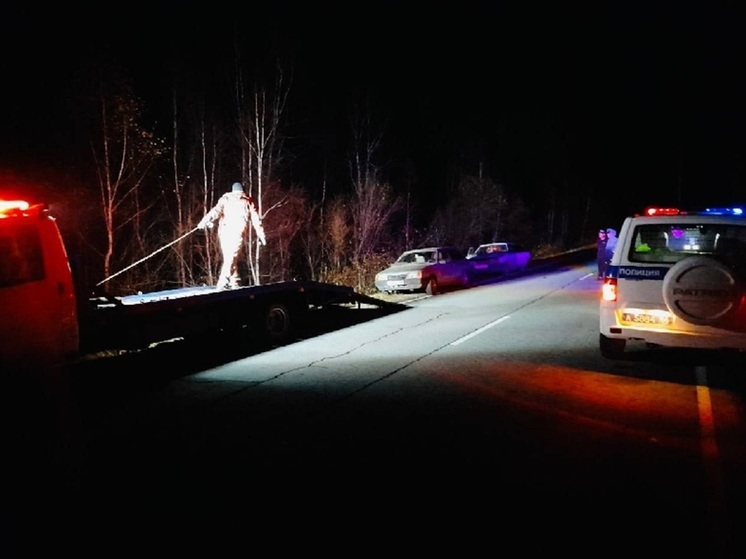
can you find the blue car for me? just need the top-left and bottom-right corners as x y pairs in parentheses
(466, 242), (532, 279)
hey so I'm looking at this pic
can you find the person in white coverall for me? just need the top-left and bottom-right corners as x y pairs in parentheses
(197, 182), (266, 289)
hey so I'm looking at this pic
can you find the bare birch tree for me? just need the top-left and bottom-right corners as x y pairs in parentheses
(169, 88), (188, 286)
(426, 173), (533, 249)
(89, 69), (165, 289)
(257, 182), (309, 281)
(327, 196), (351, 273)
(234, 60), (292, 285)
(167, 86), (224, 287)
(196, 117), (222, 285)
(348, 110), (401, 284)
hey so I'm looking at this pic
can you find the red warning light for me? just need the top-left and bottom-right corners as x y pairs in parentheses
(0, 199), (30, 217)
(644, 207), (680, 217)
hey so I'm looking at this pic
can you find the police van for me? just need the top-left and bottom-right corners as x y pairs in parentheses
(0, 199), (79, 371)
(599, 206), (746, 359)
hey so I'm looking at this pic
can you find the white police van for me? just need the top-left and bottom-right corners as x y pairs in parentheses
(599, 206), (746, 359)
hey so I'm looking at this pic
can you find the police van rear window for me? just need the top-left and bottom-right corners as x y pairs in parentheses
(629, 223), (746, 264)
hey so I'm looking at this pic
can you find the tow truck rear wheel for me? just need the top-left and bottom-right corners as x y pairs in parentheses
(263, 302), (292, 344)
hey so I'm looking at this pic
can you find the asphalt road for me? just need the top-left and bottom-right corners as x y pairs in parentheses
(4, 257), (746, 557)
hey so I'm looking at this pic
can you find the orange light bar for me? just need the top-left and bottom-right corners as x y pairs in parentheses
(0, 199), (30, 216)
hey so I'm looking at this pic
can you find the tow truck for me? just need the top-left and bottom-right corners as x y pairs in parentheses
(0, 198), (392, 371)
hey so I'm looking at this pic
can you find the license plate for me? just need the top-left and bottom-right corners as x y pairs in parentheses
(387, 280), (406, 288)
(621, 312), (673, 326)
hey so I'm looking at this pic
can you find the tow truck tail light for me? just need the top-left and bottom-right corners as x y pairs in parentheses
(601, 278), (617, 302)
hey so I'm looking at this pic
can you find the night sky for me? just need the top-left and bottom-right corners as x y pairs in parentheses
(2, 2), (745, 226)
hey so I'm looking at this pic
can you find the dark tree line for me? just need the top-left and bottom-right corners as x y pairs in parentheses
(16, 53), (600, 297)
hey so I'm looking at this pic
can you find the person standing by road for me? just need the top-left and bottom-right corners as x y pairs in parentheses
(603, 228), (618, 277)
(197, 182), (266, 289)
(596, 229), (608, 279)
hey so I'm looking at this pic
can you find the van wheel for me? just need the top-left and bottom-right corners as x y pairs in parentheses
(600, 334), (626, 359)
(425, 276), (439, 295)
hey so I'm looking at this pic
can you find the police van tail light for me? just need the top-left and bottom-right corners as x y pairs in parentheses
(601, 278), (617, 302)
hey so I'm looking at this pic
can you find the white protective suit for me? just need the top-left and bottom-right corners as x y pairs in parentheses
(198, 182), (266, 289)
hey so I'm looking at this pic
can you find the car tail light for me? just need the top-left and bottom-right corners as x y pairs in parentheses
(601, 277), (617, 302)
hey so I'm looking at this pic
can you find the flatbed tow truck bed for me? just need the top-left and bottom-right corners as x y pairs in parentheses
(80, 280), (396, 354)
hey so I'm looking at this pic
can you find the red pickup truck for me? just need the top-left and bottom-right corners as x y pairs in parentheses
(0, 200), (79, 370)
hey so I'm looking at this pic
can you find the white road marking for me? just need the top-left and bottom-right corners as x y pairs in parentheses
(450, 316), (511, 346)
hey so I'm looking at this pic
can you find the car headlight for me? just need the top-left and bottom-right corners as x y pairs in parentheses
(406, 271), (422, 279)
(375, 273), (386, 281)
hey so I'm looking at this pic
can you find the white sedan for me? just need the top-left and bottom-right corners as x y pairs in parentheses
(374, 246), (472, 295)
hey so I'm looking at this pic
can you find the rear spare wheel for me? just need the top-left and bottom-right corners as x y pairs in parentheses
(662, 256), (742, 326)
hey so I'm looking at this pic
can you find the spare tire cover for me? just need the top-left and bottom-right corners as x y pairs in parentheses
(662, 256), (741, 326)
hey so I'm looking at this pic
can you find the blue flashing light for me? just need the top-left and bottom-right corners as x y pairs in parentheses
(702, 207), (744, 216)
